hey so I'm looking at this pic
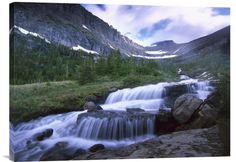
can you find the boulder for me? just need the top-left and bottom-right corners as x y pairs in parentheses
(83, 101), (103, 112)
(172, 94), (202, 124)
(33, 128), (53, 141)
(89, 144), (105, 152)
(155, 108), (179, 134)
(190, 103), (218, 129)
(85, 92), (106, 104)
(40, 142), (74, 161)
(164, 84), (195, 98)
(164, 84), (196, 108)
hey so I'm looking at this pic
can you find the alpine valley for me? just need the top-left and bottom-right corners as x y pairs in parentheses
(10, 3), (230, 161)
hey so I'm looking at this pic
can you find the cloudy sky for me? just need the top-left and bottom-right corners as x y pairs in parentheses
(83, 4), (230, 46)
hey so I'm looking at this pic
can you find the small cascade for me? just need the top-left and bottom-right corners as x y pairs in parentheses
(194, 81), (214, 100)
(76, 113), (156, 140)
(105, 83), (168, 104)
(102, 99), (164, 111)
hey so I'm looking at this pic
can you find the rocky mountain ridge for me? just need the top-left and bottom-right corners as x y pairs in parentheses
(10, 3), (144, 56)
(144, 26), (230, 60)
(10, 2), (230, 60)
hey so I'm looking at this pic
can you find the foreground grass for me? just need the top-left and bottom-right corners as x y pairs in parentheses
(10, 73), (177, 125)
(10, 80), (122, 125)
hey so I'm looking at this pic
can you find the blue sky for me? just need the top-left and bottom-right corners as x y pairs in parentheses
(83, 4), (230, 46)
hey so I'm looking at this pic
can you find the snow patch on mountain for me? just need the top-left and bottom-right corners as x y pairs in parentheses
(131, 54), (177, 59)
(72, 44), (99, 54)
(82, 24), (91, 31)
(13, 25), (51, 44)
(108, 43), (115, 49)
(145, 50), (167, 55)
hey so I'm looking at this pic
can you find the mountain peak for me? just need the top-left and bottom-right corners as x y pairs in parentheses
(151, 40), (177, 47)
(11, 2), (144, 56)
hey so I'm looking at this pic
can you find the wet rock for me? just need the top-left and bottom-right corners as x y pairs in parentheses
(155, 108), (179, 134)
(74, 126), (225, 160)
(163, 84), (196, 108)
(89, 144), (105, 152)
(164, 84), (195, 98)
(175, 103), (219, 131)
(40, 141), (74, 161)
(83, 101), (103, 112)
(33, 128), (53, 141)
(77, 110), (155, 121)
(172, 94), (202, 124)
(73, 148), (87, 157)
(126, 108), (145, 113)
(190, 103), (218, 129)
(96, 105), (103, 111)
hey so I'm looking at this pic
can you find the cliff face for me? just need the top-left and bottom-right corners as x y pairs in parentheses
(10, 3), (144, 56)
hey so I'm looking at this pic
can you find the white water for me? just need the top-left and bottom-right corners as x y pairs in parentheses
(10, 76), (214, 161)
(105, 83), (168, 104)
(102, 99), (164, 111)
(11, 110), (154, 161)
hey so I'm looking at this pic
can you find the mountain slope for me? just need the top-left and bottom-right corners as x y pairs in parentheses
(144, 26), (230, 61)
(10, 2), (144, 56)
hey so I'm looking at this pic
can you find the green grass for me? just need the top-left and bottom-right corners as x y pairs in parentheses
(10, 80), (122, 125)
(10, 73), (174, 125)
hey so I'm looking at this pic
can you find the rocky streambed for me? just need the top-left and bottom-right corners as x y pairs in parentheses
(74, 125), (224, 160)
(11, 76), (224, 161)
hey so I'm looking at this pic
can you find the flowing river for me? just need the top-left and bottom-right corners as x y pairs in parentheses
(10, 76), (214, 161)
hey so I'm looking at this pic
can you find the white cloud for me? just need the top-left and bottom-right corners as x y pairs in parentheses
(84, 5), (230, 46)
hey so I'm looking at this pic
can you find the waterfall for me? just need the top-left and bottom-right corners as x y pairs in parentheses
(194, 81), (214, 100)
(76, 114), (156, 140)
(10, 76), (214, 161)
(105, 83), (168, 104)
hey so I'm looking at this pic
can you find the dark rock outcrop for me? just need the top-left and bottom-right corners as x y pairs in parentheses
(172, 94), (202, 124)
(182, 103), (219, 130)
(33, 128), (53, 141)
(173, 94), (219, 131)
(164, 84), (196, 108)
(155, 108), (179, 134)
(126, 108), (145, 113)
(89, 144), (105, 152)
(40, 142), (74, 161)
(73, 126), (225, 160)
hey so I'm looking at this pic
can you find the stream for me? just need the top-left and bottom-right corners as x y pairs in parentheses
(10, 75), (214, 161)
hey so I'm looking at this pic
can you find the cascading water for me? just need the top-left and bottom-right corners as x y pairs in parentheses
(10, 75), (214, 161)
(76, 113), (156, 140)
(194, 80), (214, 100)
(105, 83), (168, 104)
